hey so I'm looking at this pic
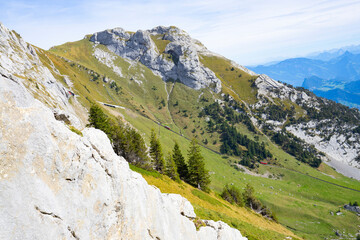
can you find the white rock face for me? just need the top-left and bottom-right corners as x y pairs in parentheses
(0, 22), (38, 75)
(198, 220), (247, 240)
(90, 26), (222, 93)
(286, 123), (360, 180)
(0, 23), (246, 240)
(93, 47), (123, 77)
(0, 22), (84, 125)
(255, 74), (314, 106)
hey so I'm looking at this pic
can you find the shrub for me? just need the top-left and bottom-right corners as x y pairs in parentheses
(221, 184), (243, 206)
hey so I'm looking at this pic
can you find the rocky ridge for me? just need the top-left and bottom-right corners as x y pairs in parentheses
(255, 74), (315, 106)
(90, 26), (222, 92)
(253, 73), (360, 179)
(0, 23), (85, 128)
(0, 23), (247, 240)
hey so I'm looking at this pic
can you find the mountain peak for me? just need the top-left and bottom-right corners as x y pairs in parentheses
(342, 50), (353, 57)
(90, 26), (221, 92)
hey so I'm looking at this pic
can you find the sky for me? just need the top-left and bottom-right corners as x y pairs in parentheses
(1, 0), (360, 66)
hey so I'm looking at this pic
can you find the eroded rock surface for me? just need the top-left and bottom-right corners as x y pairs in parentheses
(90, 26), (222, 93)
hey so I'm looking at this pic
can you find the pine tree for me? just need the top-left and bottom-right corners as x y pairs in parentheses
(125, 127), (151, 168)
(172, 142), (189, 181)
(87, 105), (111, 134)
(111, 119), (127, 157)
(187, 138), (210, 191)
(88, 106), (151, 169)
(165, 152), (179, 180)
(149, 129), (165, 173)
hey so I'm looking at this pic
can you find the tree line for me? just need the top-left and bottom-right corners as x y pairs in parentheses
(220, 122), (272, 161)
(147, 129), (210, 191)
(199, 98), (273, 168)
(272, 131), (321, 168)
(88, 105), (210, 191)
(199, 100), (255, 133)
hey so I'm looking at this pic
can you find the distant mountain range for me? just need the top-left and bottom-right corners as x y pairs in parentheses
(307, 44), (360, 61)
(248, 46), (360, 109)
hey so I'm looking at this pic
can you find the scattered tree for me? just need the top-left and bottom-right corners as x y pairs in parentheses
(88, 105), (150, 168)
(220, 183), (277, 221)
(165, 152), (179, 180)
(87, 104), (111, 134)
(242, 183), (265, 211)
(221, 184), (243, 206)
(150, 129), (165, 173)
(187, 139), (210, 191)
(172, 142), (189, 181)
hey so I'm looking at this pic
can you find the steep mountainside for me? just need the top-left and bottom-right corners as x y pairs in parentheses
(253, 75), (360, 177)
(2, 22), (360, 240)
(90, 26), (222, 92)
(0, 22), (250, 240)
(59, 26), (360, 177)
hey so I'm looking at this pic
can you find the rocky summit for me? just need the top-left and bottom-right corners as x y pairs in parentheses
(90, 26), (222, 92)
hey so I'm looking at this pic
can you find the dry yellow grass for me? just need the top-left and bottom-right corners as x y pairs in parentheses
(139, 170), (301, 240)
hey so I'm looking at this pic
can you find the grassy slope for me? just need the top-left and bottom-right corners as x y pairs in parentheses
(47, 39), (360, 240)
(49, 38), (173, 124)
(199, 55), (258, 104)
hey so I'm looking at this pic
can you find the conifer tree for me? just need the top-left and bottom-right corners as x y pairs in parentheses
(149, 129), (165, 173)
(123, 126), (151, 168)
(172, 142), (189, 181)
(88, 105), (111, 134)
(187, 138), (210, 191)
(165, 152), (179, 180)
(87, 105), (150, 169)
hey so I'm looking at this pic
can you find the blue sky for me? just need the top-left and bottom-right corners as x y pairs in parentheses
(1, 0), (360, 65)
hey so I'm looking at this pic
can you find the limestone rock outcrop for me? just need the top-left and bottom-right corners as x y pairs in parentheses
(255, 74), (313, 105)
(90, 26), (222, 93)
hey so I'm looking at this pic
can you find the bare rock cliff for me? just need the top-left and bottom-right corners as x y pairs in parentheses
(90, 26), (222, 93)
